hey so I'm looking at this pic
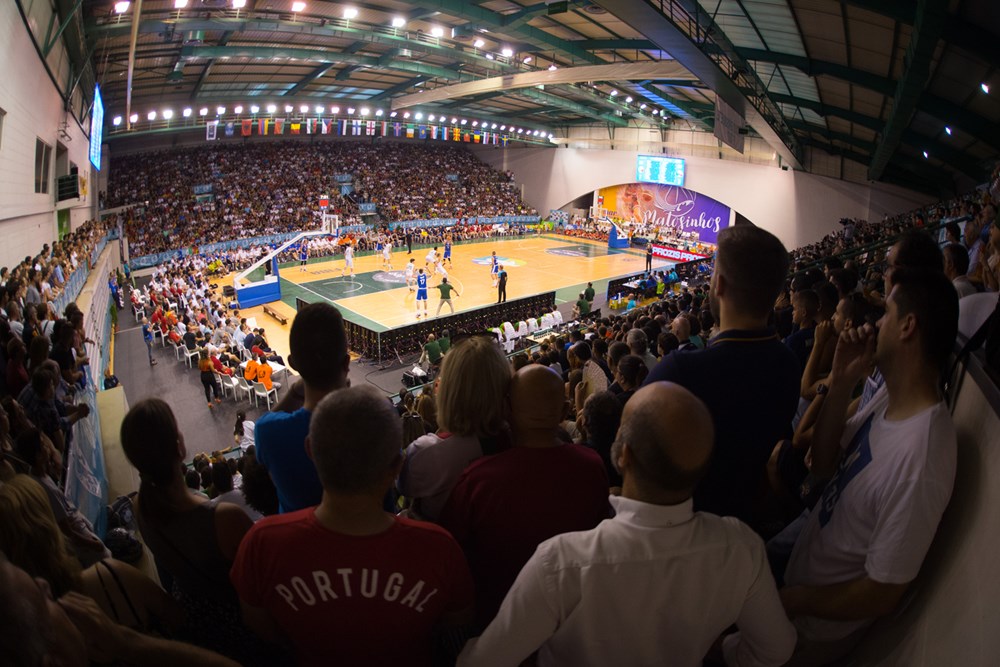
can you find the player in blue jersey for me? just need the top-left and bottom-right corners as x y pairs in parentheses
(299, 243), (309, 271)
(415, 268), (430, 319)
(443, 237), (453, 268)
(490, 250), (499, 287)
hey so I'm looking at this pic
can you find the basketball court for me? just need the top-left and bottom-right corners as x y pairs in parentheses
(248, 234), (675, 331)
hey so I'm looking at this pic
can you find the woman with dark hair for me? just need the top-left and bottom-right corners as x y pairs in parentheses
(209, 457), (262, 522)
(198, 349), (223, 409)
(233, 410), (255, 451)
(614, 354), (649, 407)
(120, 398), (260, 662)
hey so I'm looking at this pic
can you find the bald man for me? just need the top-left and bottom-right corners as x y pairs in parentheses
(460, 382), (796, 667)
(439, 365), (609, 630)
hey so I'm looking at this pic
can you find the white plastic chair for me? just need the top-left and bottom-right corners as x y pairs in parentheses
(253, 381), (278, 410)
(235, 376), (254, 403)
(219, 374), (238, 399)
(183, 346), (200, 368)
(170, 339), (185, 362)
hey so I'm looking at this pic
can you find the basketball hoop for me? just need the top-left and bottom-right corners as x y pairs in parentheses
(319, 195), (330, 210)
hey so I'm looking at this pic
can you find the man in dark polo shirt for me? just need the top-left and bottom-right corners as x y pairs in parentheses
(645, 225), (799, 530)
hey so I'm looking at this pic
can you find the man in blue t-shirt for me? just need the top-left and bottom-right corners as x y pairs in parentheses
(254, 303), (351, 513)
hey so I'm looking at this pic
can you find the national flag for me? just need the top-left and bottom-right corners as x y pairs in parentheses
(206, 121), (217, 141)
(340, 119), (348, 135)
(365, 120), (374, 136)
(258, 118), (269, 135)
(394, 122), (402, 137)
(352, 119), (362, 136)
(473, 132), (481, 144)
(275, 118), (285, 135)
(463, 131), (471, 142)
(321, 119), (331, 134)
(416, 125), (427, 140)
(406, 124), (415, 138)
(307, 118), (316, 134)
(291, 123), (301, 134)
(381, 121), (388, 136)
(501, 135), (509, 146)
(492, 132), (498, 145)
(241, 120), (252, 137)
(452, 127), (461, 141)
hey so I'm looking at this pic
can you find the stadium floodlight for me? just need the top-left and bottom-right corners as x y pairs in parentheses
(501, 47), (513, 58)
(114, 1), (130, 14)
(284, 104), (293, 113)
(375, 109), (383, 116)
(474, 39), (485, 48)
(945, 126), (952, 135)
(199, 107), (208, 116)
(610, 90), (618, 96)
(292, 2), (306, 13)
(347, 107), (355, 114)
(491, 123), (497, 129)
(216, 106), (226, 115)
(392, 17), (406, 28)
(343, 7), (358, 19)
(923, 150), (929, 159)
(112, 116), (122, 126)
(414, 112), (422, 120)
(250, 105), (260, 113)
(129, 113), (139, 123)
(472, 121), (478, 127)
(174, 0), (189, 8)
(315, 105), (324, 113)
(625, 96), (633, 103)
(183, 107), (192, 117)
(428, 114), (436, 122)
(403, 111), (410, 119)
(982, 83), (990, 94)
(451, 117), (458, 124)
(360, 108), (370, 116)
(499, 125), (506, 130)
(232, 0), (247, 7)
(523, 56), (532, 64)
(266, 104), (277, 113)
(517, 128), (523, 133)
(234, 105), (243, 114)
(640, 103), (647, 109)
(299, 104), (309, 113)
(485, 53), (494, 60)
(460, 119), (467, 125)
(389, 111), (397, 117)
(331, 106), (340, 114)
(431, 27), (444, 38)
(548, 64), (557, 71)
(162, 109), (174, 119)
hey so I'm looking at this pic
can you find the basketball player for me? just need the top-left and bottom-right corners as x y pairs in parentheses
(299, 243), (309, 271)
(382, 239), (394, 270)
(404, 258), (417, 291)
(425, 246), (439, 271)
(443, 236), (453, 268)
(415, 268), (429, 319)
(341, 242), (355, 277)
(434, 255), (448, 280)
(490, 250), (499, 287)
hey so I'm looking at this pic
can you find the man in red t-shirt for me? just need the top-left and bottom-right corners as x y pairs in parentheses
(439, 364), (610, 629)
(231, 385), (474, 667)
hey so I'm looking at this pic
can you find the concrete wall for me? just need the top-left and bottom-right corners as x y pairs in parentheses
(470, 145), (936, 251)
(0, 0), (95, 267)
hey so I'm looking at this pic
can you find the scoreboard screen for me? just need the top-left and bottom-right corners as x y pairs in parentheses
(636, 155), (685, 186)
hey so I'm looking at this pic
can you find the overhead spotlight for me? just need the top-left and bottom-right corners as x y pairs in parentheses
(472, 121), (478, 126)
(610, 90), (618, 96)
(182, 107), (192, 117)
(499, 125), (506, 130)
(945, 126), (952, 135)
(162, 109), (174, 119)
(625, 96), (633, 103)
(360, 107), (370, 115)
(216, 106), (225, 115)
(112, 116), (122, 126)
(331, 106), (340, 114)
(922, 150), (929, 159)
(391, 17), (406, 28)
(491, 123), (497, 129)
(548, 133), (553, 138)
(414, 112), (423, 120)
(428, 114), (436, 121)
(291, 1), (306, 13)
(284, 104), (293, 113)
(342, 6), (357, 19)
(501, 47), (513, 58)
(315, 105), (324, 113)
(232, 0), (246, 8)
(199, 107), (208, 116)
(129, 113), (138, 123)
(299, 104), (308, 113)
(640, 103), (647, 109)
(431, 27), (444, 38)
(375, 109), (384, 116)
(403, 111), (410, 119)
(517, 128), (523, 133)
(347, 107), (355, 114)
(389, 111), (397, 117)
(473, 39), (485, 48)
(174, 0), (188, 8)
(460, 119), (467, 125)
(250, 105), (260, 113)
(981, 82), (990, 94)
(451, 117), (458, 124)
(485, 53), (493, 60)
(266, 104), (277, 113)
(234, 105), (243, 114)
(523, 56), (532, 64)
(548, 64), (557, 71)
(113, 1), (130, 14)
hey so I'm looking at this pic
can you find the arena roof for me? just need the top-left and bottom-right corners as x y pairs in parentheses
(69, 0), (1000, 192)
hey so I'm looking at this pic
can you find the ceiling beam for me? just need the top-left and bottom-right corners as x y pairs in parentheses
(367, 76), (428, 101)
(867, 0), (949, 180)
(285, 63), (336, 96)
(573, 39), (657, 50)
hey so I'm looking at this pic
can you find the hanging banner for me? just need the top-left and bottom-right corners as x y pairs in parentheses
(205, 121), (217, 141)
(596, 183), (732, 245)
(713, 96), (746, 154)
(290, 123), (301, 134)
(224, 122), (234, 137)
(275, 118), (286, 135)
(241, 120), (252, 136)
(258, 118), (269, 135)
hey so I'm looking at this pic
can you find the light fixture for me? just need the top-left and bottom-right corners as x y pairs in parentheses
(548, 64), (557, 71)
(331, 106), (340, 114)
(112, 116), (122, 126)
(347, 107), (355, 114)
(473, 39), (485, 48)
(391, 17), (406, 28)
(460, 119), (467, 125)
(523, 56), (532, 64)
(431, 27), (444, 38)
(199, 107), (208, 116)
(403, 111), (410, 118)
(610, 90), (618, 96)
(232, 0), (246, 8)
(389, 111), (397, 117)
(291, 1), (306, 12)
(625, 96), (633, 103)
(922, 150), (929, 159)
(485, 53), (493, 60)
(315, 105), (324, 113)
(945, 126), (952, 135)
(375, 109), (384, 116)
(129, 113), (138, 123)
(284, 104), (293, 113)
(342, 6), (358, 19)
(234, 105), (243, 114)
(360, 107), (370, 115)
(428, 114), (436, 121)
(250, 104), (260, 113)
(267, 104), (277, 113)
(451, 117), (457, 124)
(472, 121), (478, 126)
(113, 1), (130, 14)
(517, 128), (523, 133)
(491, 123), (497, 129)
(499, 125), (506, 130)
(162, 109), (174, 119)
(216, 106), (225, 115)
(183, 107), (192, 117)
(981, 82), (990, 94)
(173, 0), (188, 8)
(414, 112), (423, 120)
(640, 103), (647, 109)
(501, 47), (513, 58)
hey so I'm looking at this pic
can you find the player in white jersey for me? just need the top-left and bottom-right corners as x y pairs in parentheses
(434, 258), (448, 279)
(382, 240), (393, 270)
(425, 247), (439, 271)
(404, 258), (416, 291)
(341, 243), (355, 277)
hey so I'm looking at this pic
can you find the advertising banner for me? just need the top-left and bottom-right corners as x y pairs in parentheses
(652, 245), (712, 262)
(597, 183), (732, 245)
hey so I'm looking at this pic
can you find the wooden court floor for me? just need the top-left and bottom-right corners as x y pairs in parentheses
(267, 234), (672, 331)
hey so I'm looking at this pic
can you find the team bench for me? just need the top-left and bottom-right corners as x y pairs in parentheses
(262, 304), (288, 325)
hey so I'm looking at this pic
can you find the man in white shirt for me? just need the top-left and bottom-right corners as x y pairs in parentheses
(777, 267), (959, 665)
(942, 242), (977, 299)
(459, 381), (796, 667)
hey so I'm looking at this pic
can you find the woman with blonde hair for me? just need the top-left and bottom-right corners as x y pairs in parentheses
(0, 474), (183, 632)
(398, 334), (512, 521)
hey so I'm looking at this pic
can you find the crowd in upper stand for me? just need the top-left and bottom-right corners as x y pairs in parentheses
(106, 142), (535, 257)
(3, 160), (1000, 666)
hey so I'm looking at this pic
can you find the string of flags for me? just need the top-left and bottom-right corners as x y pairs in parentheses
(209, 117), (517, 146)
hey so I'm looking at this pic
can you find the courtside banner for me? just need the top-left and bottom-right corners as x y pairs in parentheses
(597, 183), (732, 244)
(652, 245), (712, 262)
